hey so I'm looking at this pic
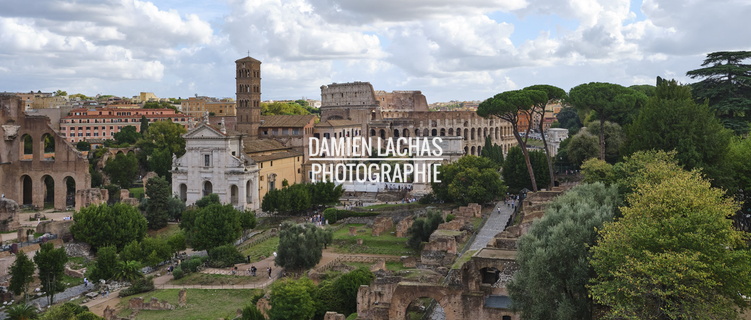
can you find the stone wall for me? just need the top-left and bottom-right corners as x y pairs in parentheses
(36, 219), (74, 240)
(128, 297), (175, 311)
(371, 217), (393, 236)
(0, 198), (20, 232)
(395, 216), (413, 237)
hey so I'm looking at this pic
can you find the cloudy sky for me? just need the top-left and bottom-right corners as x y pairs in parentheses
(0, 0), (749, 103)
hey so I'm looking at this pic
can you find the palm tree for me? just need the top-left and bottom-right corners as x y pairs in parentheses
(116, 260), (142, 282)
(6, 303), (38, 320)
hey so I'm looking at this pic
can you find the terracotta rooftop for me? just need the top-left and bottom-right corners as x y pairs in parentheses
(249, 150), (303, 162)
(260, 115), (316, 128)
(243, 138), (290, 154)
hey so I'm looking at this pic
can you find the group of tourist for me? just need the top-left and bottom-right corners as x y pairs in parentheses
(383, 184), (412, 191)
(310, 214), (325, 226)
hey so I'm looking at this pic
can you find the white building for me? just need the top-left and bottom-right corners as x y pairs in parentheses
(172, 123), (260, 211)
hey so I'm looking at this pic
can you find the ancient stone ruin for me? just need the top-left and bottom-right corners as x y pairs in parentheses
(0, 198), (20, 232)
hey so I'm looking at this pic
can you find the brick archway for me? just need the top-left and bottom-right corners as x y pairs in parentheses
(388, 283), (462, 320)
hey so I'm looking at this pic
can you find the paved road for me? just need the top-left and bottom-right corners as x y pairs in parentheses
(469, 199), (516, 251)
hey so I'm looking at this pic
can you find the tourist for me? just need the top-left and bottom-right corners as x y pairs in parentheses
(268, 267), (272, 279)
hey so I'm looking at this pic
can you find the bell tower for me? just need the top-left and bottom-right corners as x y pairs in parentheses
(235, 56), (262, 138)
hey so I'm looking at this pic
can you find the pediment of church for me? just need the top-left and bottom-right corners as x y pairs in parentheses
(183, 124), (225, 139)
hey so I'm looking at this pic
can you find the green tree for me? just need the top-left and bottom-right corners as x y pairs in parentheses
(9, 251), (35, 299)
(687, 51), (751, 134)
(261, 101), (311, 115)
(580, 158), (615, 185)
(524, 84), (567, 189)
(432, 155), (504, 204)
(144, 176), (170, 230)
(71, 203), (147, 250)
(268, 277), (317, 320)
(140, 237), (173, 267)
(207, 244), (245, 267)
(147, 147), (173, 181)
(138, 120), (187, 176)
(585, 121), (625, 163)
(502, 147), (548, 192)
(406, 211), (444, 250)
(88, 245), (118, 282)
(39, 303), (101, 320)
(76, 141), (91, 151)
(567, 82), (647, 160)
(625, 78), (731, 170)
(555, 107), (583, 135)
(139, 115), (149, 135)
(239, 210), (257, 230)
(34, 242), (68, 306)
(508, 183), (620, 320)
(480, 135), (504, 166)
(275, 222), (331, 273)
(6, 303), (38, 320)
(333, 268), (375, 315)
(118, 240), (142, 263)
(187, 204), (242, 251)
(564, 130), (598, 167)
(103, 152), (139, 188)
(115, 260), (142, 282)
(589, 168), (751, 319)
(478, 90), (548, 191)
(53, 90), (67, 97)
(113, 126), (140, 145)
(167, 231), (187, 255)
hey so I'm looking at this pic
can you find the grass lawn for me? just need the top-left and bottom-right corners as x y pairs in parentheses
(332, 224), (414, 256)
(117, 289), (260, 320)
(147, 223), (181, 239)
(360, 202), (426, 211)
(129, 187), (144, 200)
(168, 273), (268, 286)
(62, 274), (83, 288)
(238, 236), (279, 263)
(342, 261), (408, 272)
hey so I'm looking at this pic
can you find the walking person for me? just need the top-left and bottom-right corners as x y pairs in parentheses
(268, 267), (272, 279)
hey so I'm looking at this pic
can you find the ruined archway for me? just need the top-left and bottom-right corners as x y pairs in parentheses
(42, 133), (55, 159)
(20, 175), (32, 205)
(414, 129), (420, 137)
(463, 129), (468, 140)
(440, 128), (446, 136)
(403, 128), (409, 137)
(42, 175), (54, 209)
(64, 176), (76, 208)
(480, 267), (501, 285)
(21, 134), (33, 159)
(379, 129), (386, 140)
(388, 284), (461, 320)
(393, 129), (400, 138)
(423, 128), (429, 136)
(471, 146), (476, 155)
(404, 297), (446, 320)
(370, 129), (376, 137)
(448, 128), (454, 135)
(431, 129), (437, 136)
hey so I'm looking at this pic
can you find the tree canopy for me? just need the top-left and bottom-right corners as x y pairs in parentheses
(34, 243), (68, 306)
(524, 84), (566, 189)
(144, 176), (171, 230)
(184, 203), (243, 251)
(687, 51), (751, 134)
(503, 147), (549, 192)
(103, 152), (139, 188)
(589, 165), (751, 319)
(567, 82), (647, 160)
(113, 125), (140, 145)
(9, 250), (35, 298)
(275, 222), (332, 272)
(478, 89), (548, 191)
(71, 203), (147, 250)
(508, 183), (620, 320)
(625, 78), (731, 170)
(432, 155), (505, 204)
(261, 101), (312, 115)
(268, 277), (317, 320)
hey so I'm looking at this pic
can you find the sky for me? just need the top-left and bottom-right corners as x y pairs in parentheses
(0, 0), (749, 103)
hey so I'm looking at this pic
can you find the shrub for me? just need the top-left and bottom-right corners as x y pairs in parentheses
(119, 277), (155, 297)
(208, 244), (246, 268)
(180, 257), (204, 274)
(172, 267), (184, 280)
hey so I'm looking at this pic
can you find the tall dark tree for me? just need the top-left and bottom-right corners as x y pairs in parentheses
(567, 83), (647, 160)
(406, 211), (444, 250)
(478, 90), (548, 191)
(113, 125), (140, 145)
(34, 243), (68, 306)
(687, 51), (751, 134)
(144, 176), (171, 230)
(139, 115), (149, 135)
(625, 78), (731, 170)
(480, 135), (504, 166)
(89, 246), (118, 282)
(71, 203), (148, 250)
(9, 251), (35, 300)
(503, 146), (549, 192)
(524, 84), (566, 188)
(555, 107), (583, 135)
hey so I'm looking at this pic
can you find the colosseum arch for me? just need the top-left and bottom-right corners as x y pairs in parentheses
(370, 129), (376, 137)
(379, 129), (386, 139)
(423, 128), (429, 136)
(403, 128), (409, 137)
(440, 128), (446, 136)
(448, 128), (454, 135)
(470, 128), (475, 140)
(463, 129), (468, 140)
(393, 129), (400, 138)
(431, 129), (437, 136)
(471, 146), (476, 155)
(414, 129), (420, 137)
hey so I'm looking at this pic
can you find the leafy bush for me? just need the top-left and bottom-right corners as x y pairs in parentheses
(119, 277), (154, 297)
(180, 257), (204, 273)
(172, 267), (184, 280)
(207, 244), (245, 268)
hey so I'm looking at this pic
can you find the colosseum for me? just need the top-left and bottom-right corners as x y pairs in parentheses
(319, 82), (516, 156)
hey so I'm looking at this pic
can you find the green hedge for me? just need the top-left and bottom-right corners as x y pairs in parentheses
(323, 208), (379, 224)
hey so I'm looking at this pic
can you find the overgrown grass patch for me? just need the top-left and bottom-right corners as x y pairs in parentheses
(116, 289), (260, 320)
(128, 187), (144, 200)
(331, 224), (414, 256)
(147, 223), (181, 239)
(238, 235), (279, 263)
(359, 202), (426, 211)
